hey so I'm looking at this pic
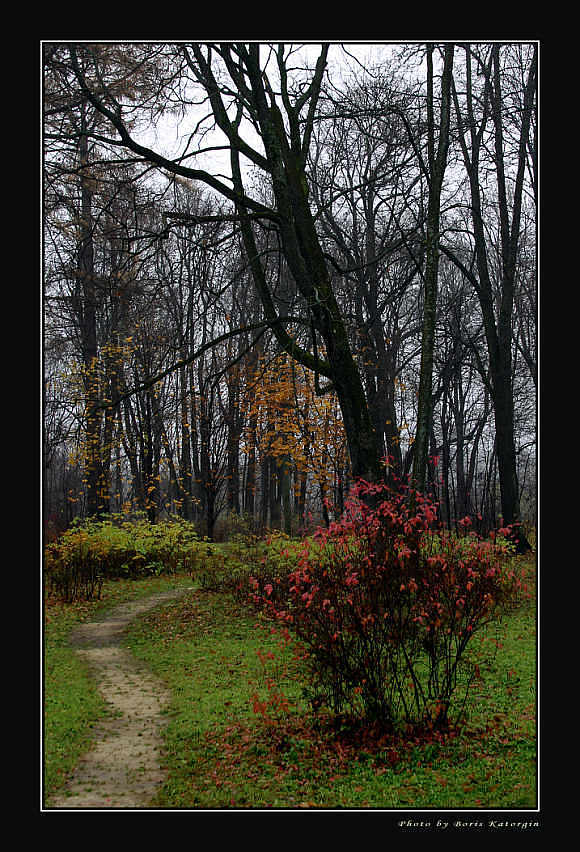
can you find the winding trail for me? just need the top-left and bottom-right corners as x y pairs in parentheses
(48, 587), (193, 810)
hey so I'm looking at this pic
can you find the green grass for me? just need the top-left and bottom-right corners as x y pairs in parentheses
(44, 550), (536, 810)
(122, 557), (537, 810)
(44, 601), (109, 795)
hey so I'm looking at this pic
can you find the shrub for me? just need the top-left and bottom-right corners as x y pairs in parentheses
(249, 479), (524, 732)
(44, 514), (203, 602)
(44, 528), (105, 603)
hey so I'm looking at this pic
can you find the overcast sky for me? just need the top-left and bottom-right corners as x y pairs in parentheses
(133, 42), (405, 191)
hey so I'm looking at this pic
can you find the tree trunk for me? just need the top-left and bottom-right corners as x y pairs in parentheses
(226, 372), (241, 515)
(279, 457), (292, 535)
(412, 43), (455, 495)
(77, 107), (101, 516)
(449, 44), (535, 553)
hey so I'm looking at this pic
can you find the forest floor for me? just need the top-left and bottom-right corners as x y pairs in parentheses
(44, 555), (536, 810)
(47, 587), (194, 809)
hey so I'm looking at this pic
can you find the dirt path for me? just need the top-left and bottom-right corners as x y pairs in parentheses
(48, 587), (193, 810)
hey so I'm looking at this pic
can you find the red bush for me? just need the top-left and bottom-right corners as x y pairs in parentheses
(250, 479), (523, 731)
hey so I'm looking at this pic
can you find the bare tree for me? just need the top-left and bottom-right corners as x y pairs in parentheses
(411, 43), (455, 495)
(308, 68), (422, 479)
(444, 43), (537, 551)
(66, 42), (386, 483)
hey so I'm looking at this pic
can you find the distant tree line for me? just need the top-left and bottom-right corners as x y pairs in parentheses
(43, 42), (537, 549)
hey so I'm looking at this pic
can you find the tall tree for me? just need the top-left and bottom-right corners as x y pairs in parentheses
(67, 42), (384, 484)
(308, 69), (421, 480)
(445, 43), (537, 551)
(411, 43), (455, 495)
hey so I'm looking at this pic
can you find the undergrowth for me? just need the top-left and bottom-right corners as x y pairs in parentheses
(43, 508), (536, 810)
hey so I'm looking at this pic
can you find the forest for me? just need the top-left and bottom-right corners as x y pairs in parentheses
(43, 42), (537, 549)
(42, 41), (538, 813)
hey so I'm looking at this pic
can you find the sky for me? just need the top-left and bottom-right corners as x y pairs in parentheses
(131, 43), (403, 185)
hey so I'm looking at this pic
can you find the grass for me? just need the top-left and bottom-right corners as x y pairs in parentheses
(123, 554), (537, 810)
(43, 598), (110, 795)
(43, 548), (537, 810)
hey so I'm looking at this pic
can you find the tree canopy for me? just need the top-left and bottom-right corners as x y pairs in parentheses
(43, 42), (537, 547)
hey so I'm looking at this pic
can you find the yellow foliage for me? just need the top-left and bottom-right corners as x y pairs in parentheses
(242, 352), (347, 485)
